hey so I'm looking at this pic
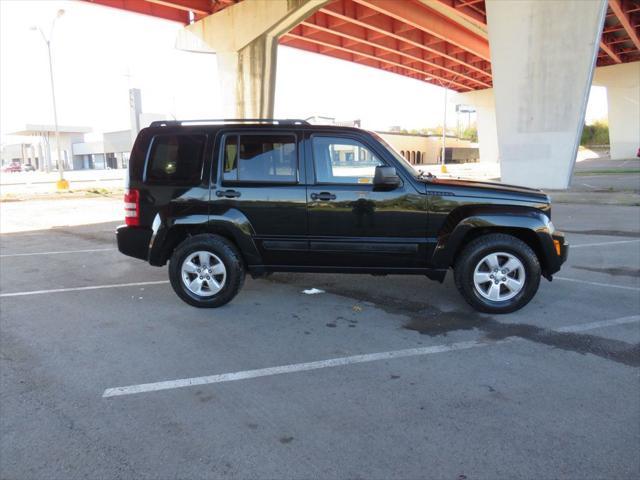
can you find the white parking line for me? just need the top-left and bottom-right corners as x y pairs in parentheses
(571, 239), (640, 248)
(557, 315), (640, 333)
(102, 315), (640, 398)
(0, 280), (169, 298)
(555, 276), (640, 291)
(0, 247), (116, 258)
(103, 341), (489, 398)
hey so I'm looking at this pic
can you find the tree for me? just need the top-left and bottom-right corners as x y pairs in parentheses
(580, 120), (609, 146)
(460, 126), (478, 143)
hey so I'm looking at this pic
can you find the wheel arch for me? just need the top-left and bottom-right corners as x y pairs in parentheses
(431, 207), (556, 277)
(148, 210), (262, 267)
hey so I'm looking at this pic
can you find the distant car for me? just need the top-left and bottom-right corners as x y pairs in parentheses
(1, 163), (21, 173)
(23, 164), (35, 172)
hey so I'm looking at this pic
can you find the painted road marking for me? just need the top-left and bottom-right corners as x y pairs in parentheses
(0, 247), (116, 258)
(556, 315), (640, 333)
(571, 239), (640, 248)
(102, 315), (640, 398)
(0, 280), (169, 298)
(555, 276), (640, 291)
(103, 341), (489, 398)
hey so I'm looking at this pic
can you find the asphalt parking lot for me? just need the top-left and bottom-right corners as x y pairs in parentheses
(1, 202), (639, 479)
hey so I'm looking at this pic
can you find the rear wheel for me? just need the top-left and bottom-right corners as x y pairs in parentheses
(169, 234), (245, 308)
(454, 233), (541, 314)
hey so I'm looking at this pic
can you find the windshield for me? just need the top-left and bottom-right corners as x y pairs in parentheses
(369, 132), (420, 179)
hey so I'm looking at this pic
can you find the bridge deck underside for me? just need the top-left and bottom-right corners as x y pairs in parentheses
(88, 0), (640, 92)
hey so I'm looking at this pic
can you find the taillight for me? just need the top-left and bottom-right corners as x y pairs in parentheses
(124, 189), (140, 226)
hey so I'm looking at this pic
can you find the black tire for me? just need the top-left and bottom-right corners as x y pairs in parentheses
(169, 234), (245, 308)
(453, 233), (541, 314)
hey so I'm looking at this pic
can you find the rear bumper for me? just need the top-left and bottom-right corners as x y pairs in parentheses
(116, 225), (152, 262)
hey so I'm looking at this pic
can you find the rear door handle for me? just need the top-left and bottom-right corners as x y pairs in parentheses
(216, 189), (241, 198)
(311, 192), (336, 201)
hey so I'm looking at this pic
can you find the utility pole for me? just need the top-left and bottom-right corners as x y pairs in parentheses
(31, 9), (68, 190)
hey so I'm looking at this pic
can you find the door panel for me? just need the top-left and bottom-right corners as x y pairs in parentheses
(306, 134), (428, 268)
(210, 131), (308, 266)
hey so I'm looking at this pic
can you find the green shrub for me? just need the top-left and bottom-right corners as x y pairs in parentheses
(460, 126), (478, 143)
(580, 121), (609, 146)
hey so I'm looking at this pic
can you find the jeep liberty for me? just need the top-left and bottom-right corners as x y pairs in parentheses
(117, 119), (568, 314)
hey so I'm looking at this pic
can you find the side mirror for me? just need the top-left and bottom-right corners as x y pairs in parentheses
(373, 166), (401, 189)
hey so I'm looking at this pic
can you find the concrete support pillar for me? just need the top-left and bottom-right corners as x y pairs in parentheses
(486, 0), (607, 189)
(215, 36), (279, 118)
(176, 0), (328, 118)
(455, 88), (499, 164)
(593, 62), (640, 159)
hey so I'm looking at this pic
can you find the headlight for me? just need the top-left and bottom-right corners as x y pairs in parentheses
(548, 220), (555, 233)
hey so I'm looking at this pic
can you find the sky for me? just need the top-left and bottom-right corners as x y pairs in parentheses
(0, 0), (609, 145)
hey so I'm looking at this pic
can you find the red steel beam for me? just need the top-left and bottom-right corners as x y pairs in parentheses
(301, 15), (491, 88)
(299, 18), (491, 87)
(283, 31), (474, 90)
(609, 0), (640, 50)
(86, 0), (190, 23)
(281, 35), (430, 82)
(209, 0), (240, 14)
(84, 0), (240, 23)
(600, 40), (623, 63)
(145, 0), (212, 15)
(295, 22), (484, 87)
(433, 0), (486, 28)
(281, 35), (472, 91)
(318, 4), (491, 79)
(352, 0), (490, 60)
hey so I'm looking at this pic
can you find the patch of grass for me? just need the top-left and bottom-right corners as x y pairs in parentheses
(86, 187), (118, 196)
(0, 194), (21, 203)
(0, 188), (123, 202)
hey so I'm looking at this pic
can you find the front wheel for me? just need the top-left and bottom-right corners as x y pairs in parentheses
(454, 233), (541, 314)
(169, 234), (245, 308)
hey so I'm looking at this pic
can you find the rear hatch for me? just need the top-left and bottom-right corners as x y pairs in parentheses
(125, 126), (213, 229)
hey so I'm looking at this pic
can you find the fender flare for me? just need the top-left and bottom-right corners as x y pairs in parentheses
(430, 207), (555, 270)
(148, 208), (262, 266)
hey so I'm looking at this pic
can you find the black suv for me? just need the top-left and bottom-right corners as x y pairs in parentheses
(117, 119), (568, 314)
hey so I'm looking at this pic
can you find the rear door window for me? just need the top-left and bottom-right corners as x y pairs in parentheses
(146, 134), (206, 184)
(222, 134), (297, 183)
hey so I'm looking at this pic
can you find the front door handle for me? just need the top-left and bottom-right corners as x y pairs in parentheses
(311, 192), (336, 201)
(216, 189), (241, 198)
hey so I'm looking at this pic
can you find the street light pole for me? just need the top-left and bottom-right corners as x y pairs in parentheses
(32, 10), (68, 190)
(441, 85), (447, 173)
(432, 75), (458, 174)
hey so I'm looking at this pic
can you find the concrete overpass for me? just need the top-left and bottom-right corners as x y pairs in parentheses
(86, 0), (640, 188)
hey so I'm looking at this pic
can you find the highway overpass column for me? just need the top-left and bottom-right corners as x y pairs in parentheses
(593, 63), (640, 159)
(486, 0), (608, 189)
(455, 88), (499, 164)
(176, 0), (328, 118)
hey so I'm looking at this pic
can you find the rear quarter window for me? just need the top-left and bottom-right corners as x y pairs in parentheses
(145, 134), (206, 185)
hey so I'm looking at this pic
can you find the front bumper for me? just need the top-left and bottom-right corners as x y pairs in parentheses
(116, 225), (152, 262)
(557, 234), (569, 265)
(545, 231), (569, 276)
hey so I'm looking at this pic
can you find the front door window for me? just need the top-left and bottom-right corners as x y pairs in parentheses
(311, 136), (384, 185)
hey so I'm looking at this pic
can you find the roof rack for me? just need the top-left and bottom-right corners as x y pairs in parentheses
(148, 119), (310, 128)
